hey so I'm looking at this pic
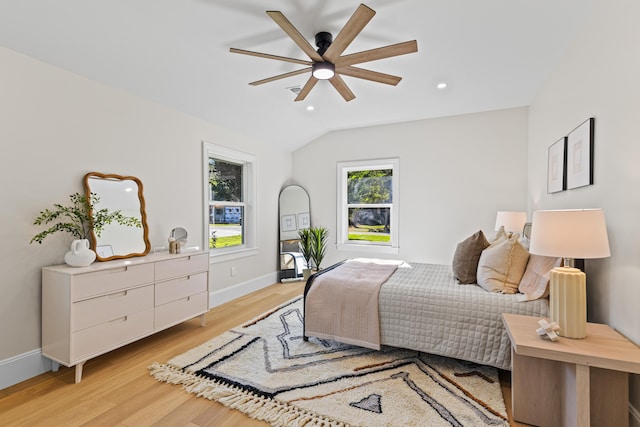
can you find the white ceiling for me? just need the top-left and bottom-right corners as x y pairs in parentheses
(0, 0), (594, 151)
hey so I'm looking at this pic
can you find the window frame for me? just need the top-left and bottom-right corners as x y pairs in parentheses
(336, 158), (399, 254)
(203, 141), (257, 262)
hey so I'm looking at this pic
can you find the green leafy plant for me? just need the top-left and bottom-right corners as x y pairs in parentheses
(309, 226), (328, 270)
(297, 227), (313, 269)
(30, 192), (142, 245)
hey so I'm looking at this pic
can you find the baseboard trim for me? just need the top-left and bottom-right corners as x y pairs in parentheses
(630, 402), (640, 427)
(209, 271), (278, 308)
(0, 348), (51, 391)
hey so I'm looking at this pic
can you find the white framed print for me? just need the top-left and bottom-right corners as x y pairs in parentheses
(297, 212), (310, 229)
(566, 118), (594, 189)
(281, 214), (296, 232)
(547, 137), (567, 194)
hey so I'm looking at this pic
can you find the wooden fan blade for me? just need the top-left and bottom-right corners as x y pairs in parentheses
(335, 40), (418, 66)
(337, 66), (402, 86)
(294, 76), (319, 102)
(323, 4), (376, 63)
(266, 11), (324, 62)
(230, 48), (312, 66)
(329, 74), (356, 102)
(249, 67), (311, 86)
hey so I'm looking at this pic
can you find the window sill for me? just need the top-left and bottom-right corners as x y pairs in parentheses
(336, 243), (399, 255)
(209, 247), (258, 263)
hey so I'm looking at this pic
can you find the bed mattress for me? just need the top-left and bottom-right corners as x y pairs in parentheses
(378, 262), (549, 370)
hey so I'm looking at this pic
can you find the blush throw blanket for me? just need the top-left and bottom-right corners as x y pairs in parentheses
(304, 259), (401, 349)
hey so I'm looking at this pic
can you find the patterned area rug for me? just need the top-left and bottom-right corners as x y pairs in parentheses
(149, 297), (509, 426)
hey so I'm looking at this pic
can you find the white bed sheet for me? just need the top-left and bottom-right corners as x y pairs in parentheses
(378, 262), (549, 370)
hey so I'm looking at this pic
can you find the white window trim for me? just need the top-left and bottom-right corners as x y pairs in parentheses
(336, 158), (399, 254)
(203, 141), (258, 262)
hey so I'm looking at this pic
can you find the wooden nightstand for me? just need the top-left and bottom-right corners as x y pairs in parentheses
(502, 313), (640, 427)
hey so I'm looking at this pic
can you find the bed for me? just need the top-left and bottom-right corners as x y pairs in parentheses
(303, 233), (558, 371)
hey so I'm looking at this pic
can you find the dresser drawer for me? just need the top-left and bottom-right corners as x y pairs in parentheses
(71, 264), (154, 301)
(155, 291), (208, 331)
(154, 253), (209, 281)
(155, 272), (207, 307)
(72, 285), (154, 332)
(71, 308), (154, 362)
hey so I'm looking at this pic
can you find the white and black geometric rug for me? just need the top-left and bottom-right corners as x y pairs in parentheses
(149, 297), (509, 426)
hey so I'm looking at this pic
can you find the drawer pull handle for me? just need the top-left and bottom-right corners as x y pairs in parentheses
(108, 266), (128, 274)
(109, 316), (128, 324)
(109, 291), (128, 299)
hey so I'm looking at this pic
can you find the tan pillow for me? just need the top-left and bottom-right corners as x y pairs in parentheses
(452, 231), (490, 284)
(488, 226), (508, 244)
(477, 236), (529, 293)
(518, 255), (562, 300)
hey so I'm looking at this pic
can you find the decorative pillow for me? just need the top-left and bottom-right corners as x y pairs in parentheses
(518, 255), (562, 300)
(452, 230), (490, 284)
(488, 226), (508, 244)
(476, 236), (530, 293)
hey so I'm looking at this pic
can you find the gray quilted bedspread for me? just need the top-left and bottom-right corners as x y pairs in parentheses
(378, 262), (549, 370)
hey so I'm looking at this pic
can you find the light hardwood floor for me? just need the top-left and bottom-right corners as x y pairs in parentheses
(1, 281), (528, 426)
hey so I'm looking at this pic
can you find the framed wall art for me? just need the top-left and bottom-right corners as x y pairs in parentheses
(297, 212), (310, 229)
(566, 117), (594, 189)
(547, 137), (567, 193)
(280, 214), (296, 232)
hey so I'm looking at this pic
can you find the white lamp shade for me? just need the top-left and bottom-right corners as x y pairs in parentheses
(494, 211), (527, 233)
(529, 209), (611, 259)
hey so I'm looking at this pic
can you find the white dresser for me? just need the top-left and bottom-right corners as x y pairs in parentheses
(42, 251), (209, 383)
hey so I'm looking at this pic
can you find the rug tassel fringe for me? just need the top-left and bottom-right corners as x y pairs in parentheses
(148, 362), (349, 427)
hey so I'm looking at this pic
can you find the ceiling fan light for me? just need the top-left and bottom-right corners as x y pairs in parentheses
(312, 62), (335, 80)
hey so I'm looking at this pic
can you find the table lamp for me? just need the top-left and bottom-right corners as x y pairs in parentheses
(529, 209), (610, 338)
(494, 211), (527, 237)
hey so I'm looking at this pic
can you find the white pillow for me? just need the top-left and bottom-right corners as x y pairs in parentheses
(518, 255), (562, 300)
(476, 236), (529, 293)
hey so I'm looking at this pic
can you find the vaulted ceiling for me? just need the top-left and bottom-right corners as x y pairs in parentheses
(0, 0), (593, 151)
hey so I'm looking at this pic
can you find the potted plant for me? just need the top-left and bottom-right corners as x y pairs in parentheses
(297, 227), (313, 280)
(31, 192), (142, 266)
(310, 226), (328, 271)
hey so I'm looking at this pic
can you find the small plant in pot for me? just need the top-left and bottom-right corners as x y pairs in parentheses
(31, 192), (142, 266)
(297, 227), (313, 280)
(309, 226), (328, 271)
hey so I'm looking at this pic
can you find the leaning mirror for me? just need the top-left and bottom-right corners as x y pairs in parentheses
(278, 184), (310, 282)
(83, 172), (151, 261)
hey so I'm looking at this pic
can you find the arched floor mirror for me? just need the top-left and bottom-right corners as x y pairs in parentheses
(278, 184), (310, 282)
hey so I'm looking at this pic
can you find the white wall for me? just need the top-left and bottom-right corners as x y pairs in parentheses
(292, 107), (529, 268)
(0, 47), (290, 369)
(527, 0), (640, 420)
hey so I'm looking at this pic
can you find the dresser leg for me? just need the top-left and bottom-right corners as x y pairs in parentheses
(200, 313), (206, 327)
(74, 361), (85, 383)
(51, 361), (60, 372)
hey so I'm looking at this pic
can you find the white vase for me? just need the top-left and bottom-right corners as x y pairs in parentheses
(64, 239), (96, 267)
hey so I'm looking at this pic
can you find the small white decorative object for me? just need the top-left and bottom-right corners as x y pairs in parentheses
(536, 319), (561, 341)
(64, 239), (96, 267)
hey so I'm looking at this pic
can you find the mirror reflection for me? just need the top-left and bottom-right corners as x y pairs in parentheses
(278, 185), (310, 282)
(83, 172), (151, 261)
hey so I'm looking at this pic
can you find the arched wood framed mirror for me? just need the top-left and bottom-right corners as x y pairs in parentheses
(83, 172), (151, 261)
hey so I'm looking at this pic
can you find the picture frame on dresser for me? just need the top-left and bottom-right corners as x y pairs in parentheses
(566, 117), (595, 189)
(547, 136), (567, 193)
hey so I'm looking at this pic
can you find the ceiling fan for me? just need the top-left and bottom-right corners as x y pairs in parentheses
(230, 3), (418, 102)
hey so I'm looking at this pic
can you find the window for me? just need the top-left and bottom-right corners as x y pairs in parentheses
(337, 158), (399, 253)
(203, 142), (256, 260)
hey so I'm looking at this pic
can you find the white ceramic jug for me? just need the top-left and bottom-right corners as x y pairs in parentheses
(64, 239), (96, 267)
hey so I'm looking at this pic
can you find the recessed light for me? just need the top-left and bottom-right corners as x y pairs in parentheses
(306, 105), (315, 111)
(436, 82), (447, 90)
